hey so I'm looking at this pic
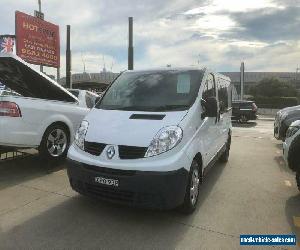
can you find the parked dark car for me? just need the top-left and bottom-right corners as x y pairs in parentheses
(274, 105), (300, 141)
(232, 100), (258, 123)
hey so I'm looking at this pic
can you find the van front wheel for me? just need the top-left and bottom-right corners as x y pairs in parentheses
(180, 160), (201, 214)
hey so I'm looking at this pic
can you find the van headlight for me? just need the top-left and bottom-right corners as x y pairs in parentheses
(145, 126), (183, 157)
(286, 126), (300, 138)
(74, 120), (89, 150)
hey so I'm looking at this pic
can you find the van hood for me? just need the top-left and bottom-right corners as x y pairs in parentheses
(0, 54), (77, 102)
(84, 109), (188, 147)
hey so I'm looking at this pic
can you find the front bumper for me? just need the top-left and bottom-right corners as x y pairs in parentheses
(67, 158), (189, 210)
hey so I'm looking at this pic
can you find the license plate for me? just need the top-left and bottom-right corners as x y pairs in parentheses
(94, 176), (119, 187)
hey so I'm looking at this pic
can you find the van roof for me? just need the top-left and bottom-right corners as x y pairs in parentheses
(126, 66), (206, 73)
(124, 67), (231, 82)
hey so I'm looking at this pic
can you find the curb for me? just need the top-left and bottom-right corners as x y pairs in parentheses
(258, 117), (274, 121)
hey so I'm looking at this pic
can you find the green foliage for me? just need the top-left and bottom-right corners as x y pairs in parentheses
(249, 77), (297, 97)
(248, 96), (298, 109)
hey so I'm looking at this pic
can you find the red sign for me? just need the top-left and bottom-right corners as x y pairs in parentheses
(15, 11), (60, 68)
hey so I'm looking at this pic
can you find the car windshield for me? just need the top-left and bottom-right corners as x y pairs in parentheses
(96, 69), (204, 112)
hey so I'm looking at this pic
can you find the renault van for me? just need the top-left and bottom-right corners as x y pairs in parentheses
(67, 68), (232, 213)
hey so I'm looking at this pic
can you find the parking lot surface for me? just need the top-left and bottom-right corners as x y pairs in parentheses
(0, 120), (299, 249)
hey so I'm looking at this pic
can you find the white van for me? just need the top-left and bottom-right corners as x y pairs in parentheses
(67, 68), (232, 213)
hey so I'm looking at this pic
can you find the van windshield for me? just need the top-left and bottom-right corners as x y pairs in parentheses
(96, 70), (204, 112)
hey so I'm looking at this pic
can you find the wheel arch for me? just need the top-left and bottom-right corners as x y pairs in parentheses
(48, 121), (71, 138)
(39, 121), (71, 147)
(287, 134), (300, 172)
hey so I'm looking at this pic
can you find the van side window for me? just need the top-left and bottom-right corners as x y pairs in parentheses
(202, 74), (216, 99)
(217, 78), (229, 113)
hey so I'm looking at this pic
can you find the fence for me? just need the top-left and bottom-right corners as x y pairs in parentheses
(0, 147), (28, 161)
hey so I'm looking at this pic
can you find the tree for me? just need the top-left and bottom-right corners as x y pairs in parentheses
(249, 78), (297, 97)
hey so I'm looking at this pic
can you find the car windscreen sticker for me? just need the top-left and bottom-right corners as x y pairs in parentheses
(177, 74), (191, 94)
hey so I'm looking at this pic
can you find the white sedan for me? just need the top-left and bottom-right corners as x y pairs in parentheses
(0, 54), (91, 161)
(282, 120), (300, 191)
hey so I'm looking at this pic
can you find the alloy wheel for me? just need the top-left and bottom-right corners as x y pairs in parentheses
(46, 128), (67, 157)
(190, 168), (200, 205)
(239, 115), (247, 123)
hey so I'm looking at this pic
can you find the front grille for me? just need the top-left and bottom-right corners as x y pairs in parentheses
(85, 183), (134, 203)
(83, 164), (136, 176)
(84, 141), (106, 156)
(118, 145), (147, 159)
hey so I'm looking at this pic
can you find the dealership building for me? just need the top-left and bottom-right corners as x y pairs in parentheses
(59, 70), (119, 92)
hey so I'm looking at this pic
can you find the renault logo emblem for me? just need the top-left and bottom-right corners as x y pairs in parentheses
(106, 146), (115, 159)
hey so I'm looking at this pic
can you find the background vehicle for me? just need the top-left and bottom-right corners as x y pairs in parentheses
(282, 120), (300, 191)
(274, 105), (300, 141)
(231, 100), (258, 123)
(67, 89), (100, 108)
(67, 68), (232, 213)
(0, 89), (21, 96)
(0, 54), (89, 161)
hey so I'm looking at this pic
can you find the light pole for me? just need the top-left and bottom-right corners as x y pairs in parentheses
(66, 25), (72, 89)
(240, 62), (245, 100)
(37, 0), (43, 73)
(128, 17), (133, 70)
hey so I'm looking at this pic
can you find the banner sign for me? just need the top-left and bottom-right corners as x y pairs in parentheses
(0, 35), (15, 53)
(15, 11), (60, 68)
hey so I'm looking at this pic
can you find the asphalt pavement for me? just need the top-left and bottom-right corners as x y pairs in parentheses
(0, 120), (299, 250)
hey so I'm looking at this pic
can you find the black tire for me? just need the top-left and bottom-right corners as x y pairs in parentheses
(180, 160), (201, 214)
(219, 134), (231, 163)
(239, 115), (248, 123)
(39, 124), (70, 162)
(287, 135), (300, 172)
(296, 172), (300, 191)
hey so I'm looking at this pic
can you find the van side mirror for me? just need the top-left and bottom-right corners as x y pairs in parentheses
(201, 97), (218, 119)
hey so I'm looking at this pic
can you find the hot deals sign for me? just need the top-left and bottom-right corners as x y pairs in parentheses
(15, 11), (60, 68)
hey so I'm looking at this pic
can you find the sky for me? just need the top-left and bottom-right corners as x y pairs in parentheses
(1, 0), (300, 76)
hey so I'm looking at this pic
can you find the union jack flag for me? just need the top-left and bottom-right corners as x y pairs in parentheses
(0, 36), (15, 53)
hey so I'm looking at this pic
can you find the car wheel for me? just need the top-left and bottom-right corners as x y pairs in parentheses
(219, 134), (231, 163)
(239, 115), (248, 123)
(39, 124), (70, 161)
(287, 135), (300, 172)
(296, 172), (300, 191)
(180, 160), (201, 214)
